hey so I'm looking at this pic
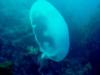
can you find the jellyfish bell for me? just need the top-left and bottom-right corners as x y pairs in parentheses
(29, 0), (70, 62)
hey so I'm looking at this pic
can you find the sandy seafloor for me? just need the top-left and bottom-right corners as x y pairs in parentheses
(0, 0), (100, 75)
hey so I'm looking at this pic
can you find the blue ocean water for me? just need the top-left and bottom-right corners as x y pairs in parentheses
(0, 0), (100, 75)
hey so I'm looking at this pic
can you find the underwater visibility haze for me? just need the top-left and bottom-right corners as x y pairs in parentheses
(0, 0), (100, 75)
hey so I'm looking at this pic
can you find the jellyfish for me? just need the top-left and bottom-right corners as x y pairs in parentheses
(29, 0), (70, 62)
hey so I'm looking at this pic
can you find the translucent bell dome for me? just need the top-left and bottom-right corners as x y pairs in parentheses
(29, 0), (70, 62)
